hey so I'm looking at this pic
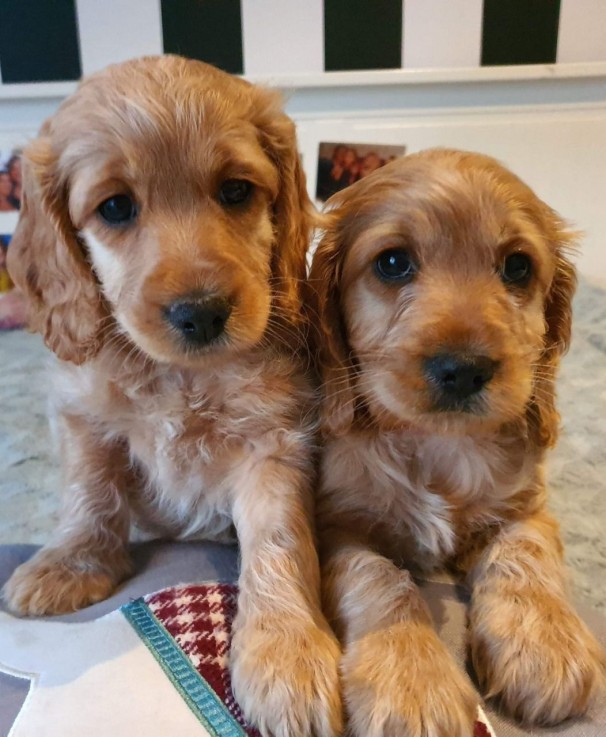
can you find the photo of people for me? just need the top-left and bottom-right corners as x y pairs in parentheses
(315, 142), (406, 202)
(0, 234), (26, 329)
(0, 150), (22, 211)
(0, 235), (13, 292)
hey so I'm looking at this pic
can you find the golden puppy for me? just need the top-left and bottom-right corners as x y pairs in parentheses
(309, 148), (605, 736)
(5, 56), (342, 737)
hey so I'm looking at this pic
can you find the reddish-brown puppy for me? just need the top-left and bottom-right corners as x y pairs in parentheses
(310, 148), (605, 736)
(5, 56), (341, 737)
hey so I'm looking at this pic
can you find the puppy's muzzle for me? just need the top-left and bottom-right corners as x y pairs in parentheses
(164, 297), (232, 348)
(424, 353), (498, 411)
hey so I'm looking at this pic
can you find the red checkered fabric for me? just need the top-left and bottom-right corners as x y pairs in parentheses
(147, 583), (260, 736)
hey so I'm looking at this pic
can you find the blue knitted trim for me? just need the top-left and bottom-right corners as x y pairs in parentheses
(122, 598), (246, 737)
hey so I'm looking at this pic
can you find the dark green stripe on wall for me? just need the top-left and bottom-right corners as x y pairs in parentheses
(324, 0), (403, 72)
(0, 0), (81, 83)
(161, 0), (243, 75)
(482, 0), (561, 66)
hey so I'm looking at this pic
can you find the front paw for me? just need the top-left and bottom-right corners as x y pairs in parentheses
(230, 617), (342, 737)
(2, 546), (131, 616)
(471, 594), (606, 725)
(343, 622), (478, 737)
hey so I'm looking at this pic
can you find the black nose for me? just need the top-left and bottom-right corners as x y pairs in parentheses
(424, 353), (498, 403)
(164, 297), (231, 347)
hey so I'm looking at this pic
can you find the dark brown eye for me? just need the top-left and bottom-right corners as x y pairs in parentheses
(375, 249), (416, 284)
(97, 195), (137, 225)
(219, 179), (253, 206)
(501, 253), (532, 286)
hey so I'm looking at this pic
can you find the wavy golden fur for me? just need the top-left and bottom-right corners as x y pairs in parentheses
(5, 56), (341, 737)
(309, 149), (604, 736)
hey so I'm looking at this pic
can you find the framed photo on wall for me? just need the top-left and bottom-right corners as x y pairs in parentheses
(0, 140), (27, 329)
(316, 141), (406, 203)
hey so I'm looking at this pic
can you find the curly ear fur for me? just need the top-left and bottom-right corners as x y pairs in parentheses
(7, 133), (106, 365)
(253, 98), (317, 355)
(527, 209), (578, 449)
(308, 210), (358, 436)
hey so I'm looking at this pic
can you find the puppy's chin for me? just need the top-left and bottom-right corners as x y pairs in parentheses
(361, 372), (532, 437)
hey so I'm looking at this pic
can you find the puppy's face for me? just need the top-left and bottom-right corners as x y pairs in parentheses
(73, 106), (279, 366)
(312, 150), (576, 437)
(9, 57), (311, 367)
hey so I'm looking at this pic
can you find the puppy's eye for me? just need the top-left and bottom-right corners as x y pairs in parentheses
(375, 249), (416, 284)
(500, 253), (532, 286)
(97, 195), (137, 225)
(219, 179), (253, 206)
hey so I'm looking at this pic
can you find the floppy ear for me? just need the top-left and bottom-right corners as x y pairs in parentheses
(527, 211), (578, 448)
(308, 213), (357, 436)
(7, 134), (106, 365)
(253, 100), (317, 354)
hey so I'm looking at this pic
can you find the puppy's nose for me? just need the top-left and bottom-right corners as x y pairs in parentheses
(164, 297), (231, 347)
(424, 353), (498, 402)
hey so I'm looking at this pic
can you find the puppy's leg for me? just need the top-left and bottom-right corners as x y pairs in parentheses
(468, 507), (606, 725)
(3, 413), (132, 615)
(323, 528), (478, 737)
(230, 456), (342, 737)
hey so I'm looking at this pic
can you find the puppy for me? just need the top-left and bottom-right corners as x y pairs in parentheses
(5, 56), (341, 737)
(309, 148), (605, 736)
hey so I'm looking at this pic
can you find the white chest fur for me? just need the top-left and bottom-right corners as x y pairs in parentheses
(51, 352), (308, 540)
